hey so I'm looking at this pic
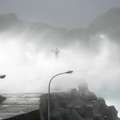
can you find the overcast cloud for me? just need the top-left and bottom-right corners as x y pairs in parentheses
(0, 0), (120, 27)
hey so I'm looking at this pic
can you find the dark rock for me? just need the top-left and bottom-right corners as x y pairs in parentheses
(0, 95), (6, 104)
(39, 86), (119, 120)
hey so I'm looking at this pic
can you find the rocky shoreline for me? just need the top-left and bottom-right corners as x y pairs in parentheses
(40, 84), (120, 120)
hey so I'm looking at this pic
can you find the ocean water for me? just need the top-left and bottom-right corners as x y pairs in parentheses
(0, 93), (41, 119)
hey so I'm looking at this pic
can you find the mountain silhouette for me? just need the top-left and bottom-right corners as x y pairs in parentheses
(88, 8), (120, 40)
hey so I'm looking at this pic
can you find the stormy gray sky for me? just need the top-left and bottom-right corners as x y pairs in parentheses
(0, 0), (120, 28)
(0, 0), (120, 116)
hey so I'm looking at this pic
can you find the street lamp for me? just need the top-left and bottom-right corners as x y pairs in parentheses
(48, 70), (73, 120)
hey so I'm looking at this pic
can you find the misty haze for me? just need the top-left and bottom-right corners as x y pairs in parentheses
(0, 0), (120, 120)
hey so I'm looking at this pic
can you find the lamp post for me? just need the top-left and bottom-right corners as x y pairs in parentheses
(48, 70), (73, 120)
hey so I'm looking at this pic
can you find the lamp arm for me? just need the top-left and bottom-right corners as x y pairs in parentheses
(48, 72), (67, 120)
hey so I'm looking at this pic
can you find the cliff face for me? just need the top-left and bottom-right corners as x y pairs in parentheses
(40, 85), (119, 120)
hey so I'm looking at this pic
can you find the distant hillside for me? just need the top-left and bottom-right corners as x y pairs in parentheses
(0, 13), (20, 31)
(88, 8), (120, 40)
(0, 8), (120, 45)
(0, 13), (87, 47)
